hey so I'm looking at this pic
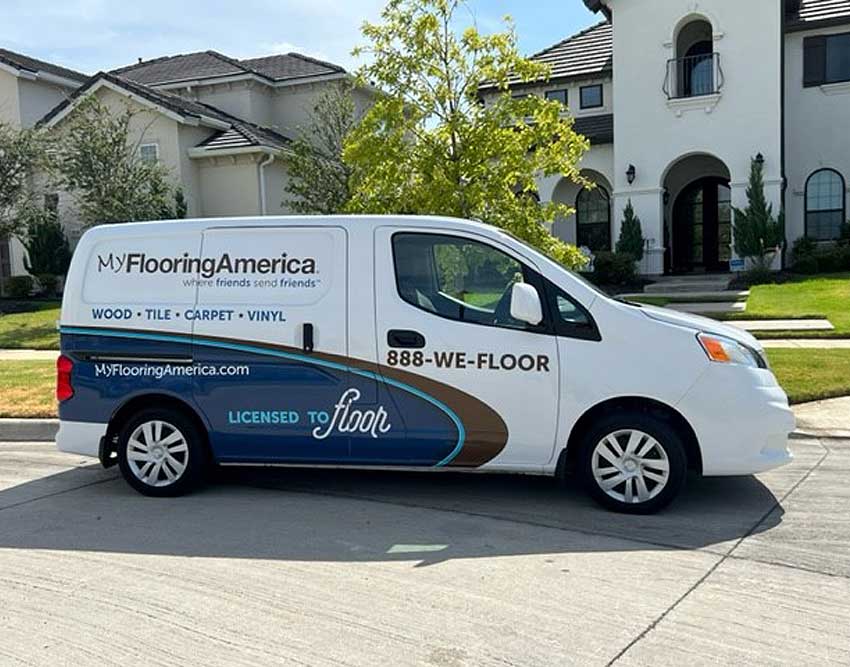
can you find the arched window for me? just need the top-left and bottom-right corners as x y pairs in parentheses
(806, 169), (846, 241)
(576, 186), (611, 251)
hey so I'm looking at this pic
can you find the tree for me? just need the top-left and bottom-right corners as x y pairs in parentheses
(55, 97), (178, 226)
(732, 156), (784, 269)
(0, 122), (50, 238)
(344, 0), (589, 269)
(174, 188), (188, 219)
(20, 205), (72, 276)
(282, 81), (360, 214)
(616, 199), (644, 261)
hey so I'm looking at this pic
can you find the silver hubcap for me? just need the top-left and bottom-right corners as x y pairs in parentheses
(127, 420), (189, 488)
(591, 429), (670, 505)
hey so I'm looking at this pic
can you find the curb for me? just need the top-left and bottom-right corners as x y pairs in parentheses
(0, 419), (59, 441)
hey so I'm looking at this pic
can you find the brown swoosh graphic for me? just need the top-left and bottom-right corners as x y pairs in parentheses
(65, 327), (510, 467)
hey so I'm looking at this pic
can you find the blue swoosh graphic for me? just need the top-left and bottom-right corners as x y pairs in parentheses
(60, 326), (466, 467)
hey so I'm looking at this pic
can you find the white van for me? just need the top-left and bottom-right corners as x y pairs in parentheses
(56, 216), (795, 513)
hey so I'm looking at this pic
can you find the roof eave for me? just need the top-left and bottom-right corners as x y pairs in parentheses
(582, 0), (612, 20)
(187, 145), (285, 159)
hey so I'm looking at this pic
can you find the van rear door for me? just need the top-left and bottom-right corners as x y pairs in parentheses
(190, 225), (356, 463)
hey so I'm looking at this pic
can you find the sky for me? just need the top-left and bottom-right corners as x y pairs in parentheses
(0, 1), (599, 76)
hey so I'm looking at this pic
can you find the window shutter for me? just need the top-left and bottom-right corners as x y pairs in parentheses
(803, 36), (826, 87)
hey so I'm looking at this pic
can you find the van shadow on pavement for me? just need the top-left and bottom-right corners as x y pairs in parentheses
(0, 464), (782, 565)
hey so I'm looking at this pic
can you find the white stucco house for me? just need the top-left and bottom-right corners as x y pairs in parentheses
(482, 0), (850, 275)
(0, 48), (372, 279)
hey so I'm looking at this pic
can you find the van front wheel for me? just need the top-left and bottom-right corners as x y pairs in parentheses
(577, 413), (687, 514)
(116, 408), (205, 497)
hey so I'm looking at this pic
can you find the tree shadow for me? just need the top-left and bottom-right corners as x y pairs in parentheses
(0, 464), (783, 565)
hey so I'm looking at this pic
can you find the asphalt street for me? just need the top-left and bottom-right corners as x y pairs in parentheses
(0, 435), (848, 666)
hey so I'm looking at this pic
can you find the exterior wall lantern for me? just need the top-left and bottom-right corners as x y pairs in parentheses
(626, 164), (636, 185)
(663, 187), (670, 206)
(755, 153), (765, 167)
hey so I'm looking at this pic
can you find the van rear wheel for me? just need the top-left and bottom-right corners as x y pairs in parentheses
(116, 408), (205, 497)
(577, 412), (687, 514)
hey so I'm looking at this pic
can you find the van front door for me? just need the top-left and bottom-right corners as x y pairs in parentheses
(190, 225), (360, 463)
(368, 228), (560, 469)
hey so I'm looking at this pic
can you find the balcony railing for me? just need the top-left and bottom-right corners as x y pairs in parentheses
(663, 53), (724, 100)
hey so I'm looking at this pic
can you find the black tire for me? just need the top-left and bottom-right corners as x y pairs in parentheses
(577, 411), (687, 514)
(116, 407), (206, 497)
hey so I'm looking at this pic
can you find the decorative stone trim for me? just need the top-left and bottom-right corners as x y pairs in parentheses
(666, 92), (722, 116)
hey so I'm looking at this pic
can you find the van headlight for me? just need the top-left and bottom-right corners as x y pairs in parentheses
(697, 333), (767, 369)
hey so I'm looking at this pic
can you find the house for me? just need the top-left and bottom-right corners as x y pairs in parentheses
(481, 0), (850, 274)
(0, 49), (88, 279)
(1, 48), (373, 278)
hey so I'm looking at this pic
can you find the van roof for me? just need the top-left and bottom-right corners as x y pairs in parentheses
(78, 214), (510, 240)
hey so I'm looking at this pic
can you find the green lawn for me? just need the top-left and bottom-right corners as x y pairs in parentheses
(728, 273), (850, 337)
(0, 302), (60, 349)
(0, 349), (847, 419)
(768, 349), (850, 404)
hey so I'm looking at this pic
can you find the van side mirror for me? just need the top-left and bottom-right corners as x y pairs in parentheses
(510, 283), (543, 326)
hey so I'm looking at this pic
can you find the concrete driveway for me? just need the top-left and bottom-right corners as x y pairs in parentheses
(0, 434), (848, 666)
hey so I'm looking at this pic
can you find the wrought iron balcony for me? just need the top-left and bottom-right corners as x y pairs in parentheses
(663, 53), (724, 100)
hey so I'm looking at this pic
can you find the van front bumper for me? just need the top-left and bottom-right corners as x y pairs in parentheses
(56, 420), (107, 458)
(678, 366), (796, 477)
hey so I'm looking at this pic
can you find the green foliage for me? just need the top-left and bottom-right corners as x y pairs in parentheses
(34, 273), (59, 297)
(174, 188), (188, 219)
(283, 81), (360, 215)
(6, 275), (34, 298)
(344, 0), (589, 270)
(0, 122), (50, 237)
(19, 206), (72, 276)
(55, 97), (178, 226)
(791, 236), (850, 274)
(732, 157), (783, 269)
(615, 199), (644, 261)
(590, 251), (637, 286)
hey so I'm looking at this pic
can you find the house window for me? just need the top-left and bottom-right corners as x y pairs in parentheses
(804, 32), (850, 86)
(140, 143), (160, 164)
(579, 85), (603, 109)
(805, 169), (846, 240)
(545, 89), (568, 106)
(576, 186), (611, 251)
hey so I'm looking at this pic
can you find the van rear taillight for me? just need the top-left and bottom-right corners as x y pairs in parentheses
(56, 355), (74, 402)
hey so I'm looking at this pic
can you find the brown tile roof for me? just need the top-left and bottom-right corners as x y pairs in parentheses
(39, 72), (290, 151)
(0, 47), (87, 83)
(788, 0), (850, 28)
(481, 21), (612, 91)
(112, 50), (345, 86)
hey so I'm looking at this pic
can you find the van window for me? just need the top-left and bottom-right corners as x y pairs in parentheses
(392, 233), (541, 331)
(546, 281), (601, 341)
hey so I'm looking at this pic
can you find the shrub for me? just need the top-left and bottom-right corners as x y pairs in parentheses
(791, 236), (817, 265)
(732, 156), (783, 269)
(792, 255), (819, 275)
(35, 273), (59, 297)
(743, 265), (775, 286)
(20, 208), (72, 276)
(6, 275), (34, 298)
(616, 200), (644, 262)
(591, 251), (637, 286)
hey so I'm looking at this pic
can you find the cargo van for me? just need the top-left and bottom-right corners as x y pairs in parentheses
(57, 216), (795, 513)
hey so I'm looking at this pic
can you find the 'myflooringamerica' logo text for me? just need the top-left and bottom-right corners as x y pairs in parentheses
(97, 252), (317, 279)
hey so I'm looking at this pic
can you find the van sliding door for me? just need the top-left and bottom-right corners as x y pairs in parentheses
(190, 226), (356, 463)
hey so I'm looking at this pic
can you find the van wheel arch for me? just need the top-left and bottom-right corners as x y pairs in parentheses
(557, 397), (702, 479)
(101, 394), (211, 468)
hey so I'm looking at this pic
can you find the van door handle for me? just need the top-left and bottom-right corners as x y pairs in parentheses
(387, 329), (426, 349)
(303, 322), (314, 353)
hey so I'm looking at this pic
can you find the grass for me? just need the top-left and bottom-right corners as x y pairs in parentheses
(733, 272), (850, 337)
(0, 360), (57, 418)
(0, 349), (849, 420)
(767, 349), (850, 404)
(0, 302), (60, 349)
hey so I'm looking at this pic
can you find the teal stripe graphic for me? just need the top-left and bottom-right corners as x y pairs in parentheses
(60, 326), (466, 467)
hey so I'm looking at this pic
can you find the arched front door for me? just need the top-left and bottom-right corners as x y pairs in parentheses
(672, 177), (731, 273)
